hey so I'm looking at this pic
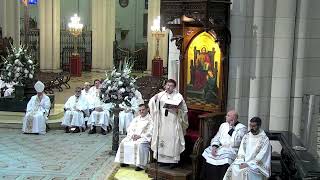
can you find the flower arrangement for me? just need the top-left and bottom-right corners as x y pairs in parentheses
(100, 57), (137, 106)
(0, 44), (36, 85)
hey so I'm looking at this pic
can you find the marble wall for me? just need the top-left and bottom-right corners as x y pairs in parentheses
(228, 0), (320, 135)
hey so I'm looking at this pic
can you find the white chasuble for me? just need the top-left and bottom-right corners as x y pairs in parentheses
(115, 114), (153, 168)
(62, 95), (88, 127)
(202, 122), (247, 165)
(149, 90), (188, 163)
(223, 130), (271, 180)
(22, 94), (51, 134)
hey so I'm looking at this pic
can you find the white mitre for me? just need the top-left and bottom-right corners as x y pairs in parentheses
(34, 81), (45, 92)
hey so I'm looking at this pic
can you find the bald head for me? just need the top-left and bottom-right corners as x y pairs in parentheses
(226, 110), (239, 126)
(84, 82), (90, 91)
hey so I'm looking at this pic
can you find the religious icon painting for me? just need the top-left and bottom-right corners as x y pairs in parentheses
(119, 0), (129, 8)
(186, 31), (222, 112)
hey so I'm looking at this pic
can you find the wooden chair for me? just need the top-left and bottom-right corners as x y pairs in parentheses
(189, 112), (226, 180)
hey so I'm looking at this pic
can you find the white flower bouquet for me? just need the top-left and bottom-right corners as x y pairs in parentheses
(0, 44), (36, 85)
(100, 57), (137, 105)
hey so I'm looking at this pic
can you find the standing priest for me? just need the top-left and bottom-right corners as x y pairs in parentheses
(223, 117), (271, 180)
(22, 81), (51, 134)
(148, 79), (188, 169)
(114, 103), (153, 171)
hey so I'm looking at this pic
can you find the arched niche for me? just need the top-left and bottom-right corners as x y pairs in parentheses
(161, 0), (231, 112)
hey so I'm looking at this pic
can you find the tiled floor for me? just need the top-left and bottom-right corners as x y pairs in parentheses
(0, 71), (149, 180)
(0, 128), (115, 180)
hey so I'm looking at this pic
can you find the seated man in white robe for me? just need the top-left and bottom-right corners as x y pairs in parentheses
(115, 103), (153, 171)
(61, 87), (88, 133)
(119, 90), (143, 134)
(201, 110), (247, 180)
(81, 82), (94, 129)
(223, 117), (271, 180)
(22, 81), (51, 134)
(89, 79), (101, 99)
(88, 97), (112, 135)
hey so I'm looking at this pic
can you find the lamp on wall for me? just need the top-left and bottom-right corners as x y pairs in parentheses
(68, 14), (83, 56)
(151, 16), (166, 59)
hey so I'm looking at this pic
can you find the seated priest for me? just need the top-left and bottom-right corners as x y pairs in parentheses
(81, 82), (94, 128)
(22, 81), (51, 134)
(223, 117), (271, 180)
(87, 97), (112, 135)
(119, 89), (144, 134)
(115, 103), (153, 171)
(89, 79), (101, 99)
(201, 110), (247, 180)
(61, 87), (88, 133)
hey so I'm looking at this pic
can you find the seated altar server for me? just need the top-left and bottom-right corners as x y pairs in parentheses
(223, 117), (271, 180)
(115, 103), (153, 171)
(22, 81), (51, 134)
(201, 110), (247, 180)
(88, 97), (112, 135)
(119, 90), (144, 134)
(61, 87), (88, 133)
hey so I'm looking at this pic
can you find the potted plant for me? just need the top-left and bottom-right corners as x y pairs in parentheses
(0, 44), (36, 99)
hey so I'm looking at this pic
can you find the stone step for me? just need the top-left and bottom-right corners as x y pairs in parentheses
(0, 104), (64, 129)
(147, 163), (192, 180)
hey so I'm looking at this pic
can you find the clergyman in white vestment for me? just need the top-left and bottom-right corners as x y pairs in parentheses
(61, 87), (88, 133)
(115, 103), (153, 171)
(81, 82), (94, 128)
(201, 110), (247, 180)
(223, 117), (271, 180)
(89, 79), (101, 100)
(149, 79), (188, 169)
(22, 81), (51, 134)
(88, 98), (112, 135)
(119, 90), (144, 134)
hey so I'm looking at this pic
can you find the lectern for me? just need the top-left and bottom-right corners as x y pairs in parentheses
(70, 55), (82, 77)
(152, 58), (163, 77)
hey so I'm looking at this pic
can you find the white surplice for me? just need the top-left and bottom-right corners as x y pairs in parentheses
(89, 86), (100, 99)
(148, 90), (188, 163)
(223, 130), (271, 180)
(81, 89), (94, 121)
(115, 114), (153, 168)
(119, 90), (144, 134)
(22, 94), (51, 134)
(202, 122), (247, 165)
(88, 99), (112, 130)
(61, 95), (88, 127)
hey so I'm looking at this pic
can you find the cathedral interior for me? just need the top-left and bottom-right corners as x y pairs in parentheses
(0, 0), (320, 179)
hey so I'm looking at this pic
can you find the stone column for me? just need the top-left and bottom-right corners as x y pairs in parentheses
(91, 0), (115, 71)
(147, 0), (168, 72)
(228, 0), (248, 121)
(269, 0), (297, 131)
(39, 0), (60, 72)
(0, 0), (20, 46)
(290, 0), (318, 137)
(168, 30), (180, 90)
(247, 0), (266, 127)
